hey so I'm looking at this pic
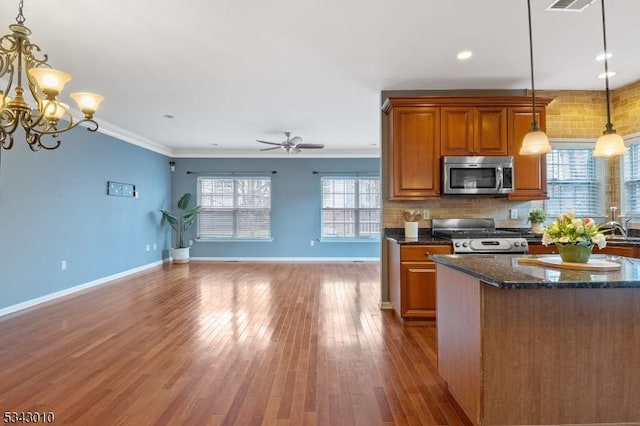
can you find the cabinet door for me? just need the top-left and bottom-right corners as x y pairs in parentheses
(389, 106), (441, 199)
(507, 107), (548, 200)
(527, 244), (558, 254)
(599, 246), (637, 257)
(441, 107), (474, 156)
(475, 107), (508, 155)
(401, 262), (437, 319)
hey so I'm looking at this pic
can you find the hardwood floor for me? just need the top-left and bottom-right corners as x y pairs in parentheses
(0, 262), (469, 426)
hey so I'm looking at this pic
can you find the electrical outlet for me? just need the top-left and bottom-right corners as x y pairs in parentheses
(310, 240), (315, 247)
(510, 209), (518, 220)
(61, 260), (67, 271)
(153, 243), (157, 250)
(145, 244), (150, 252)
(422, 209), (431, 220)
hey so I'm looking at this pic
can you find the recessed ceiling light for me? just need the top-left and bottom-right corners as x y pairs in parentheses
(598, 71), (616, 79)
(596, 52), (613, 61)
(162, 114), (174, 119)
(211, 143), (219, 146)
(457, 51), (473, 60)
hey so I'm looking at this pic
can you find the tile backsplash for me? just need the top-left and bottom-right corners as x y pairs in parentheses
(383, 197), (543, 229)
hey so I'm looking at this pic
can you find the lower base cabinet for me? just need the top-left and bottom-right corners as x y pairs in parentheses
(528, 244), (638, 257)
(388, 241), (452, 321)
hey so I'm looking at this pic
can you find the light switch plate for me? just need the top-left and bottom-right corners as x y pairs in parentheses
(510, 208), (518, 220)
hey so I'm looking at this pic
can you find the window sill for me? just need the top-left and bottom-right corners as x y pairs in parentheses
(319, 238), (380, 243)
(197, 238), (274, 243)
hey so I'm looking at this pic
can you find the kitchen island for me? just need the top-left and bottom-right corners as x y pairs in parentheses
(432, 254), (640, 426)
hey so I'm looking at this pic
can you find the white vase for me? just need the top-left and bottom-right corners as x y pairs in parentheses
(404, 221), (419, 239)
(172, 247), (190, 263)
(531, 223), (545, 234)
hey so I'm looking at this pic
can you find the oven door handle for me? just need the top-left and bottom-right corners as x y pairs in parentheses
(496, 166), (503, 191)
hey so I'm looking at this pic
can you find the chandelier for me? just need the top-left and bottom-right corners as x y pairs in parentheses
(0, 0), (103, 151)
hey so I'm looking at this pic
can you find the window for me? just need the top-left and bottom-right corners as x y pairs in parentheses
(321, 177), (380, 239)
(197, 177), (271, 240)
(546, 145), (603, 218)
(623, 137), (640, 215)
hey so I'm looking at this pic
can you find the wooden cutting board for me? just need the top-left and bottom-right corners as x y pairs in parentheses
(518, 256), (621, 271)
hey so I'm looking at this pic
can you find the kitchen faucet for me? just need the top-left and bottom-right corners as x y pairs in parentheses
(599, 206), (627, 237)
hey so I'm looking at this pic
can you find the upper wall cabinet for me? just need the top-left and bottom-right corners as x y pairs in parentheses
(382, 96), (552, 201)
(386, 106), (441, 199)
(441, 106), (507, 156)
(507, 106), (548, 201)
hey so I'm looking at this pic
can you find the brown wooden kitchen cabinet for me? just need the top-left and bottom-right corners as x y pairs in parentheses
(388, 241), (452, 321)
(528, 244), (638, 257)
(383, 96), (552, 201)
(385, 105), (441, 199)
(441, 106), (507, 156)
(507, 106), (550, 200)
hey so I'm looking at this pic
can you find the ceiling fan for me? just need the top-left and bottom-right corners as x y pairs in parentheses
(256, 132), (324, 153)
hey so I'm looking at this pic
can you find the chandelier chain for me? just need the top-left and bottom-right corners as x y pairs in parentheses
(16, 0), (25, 24)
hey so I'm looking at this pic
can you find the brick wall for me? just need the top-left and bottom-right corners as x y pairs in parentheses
(612, 79), (640, 136)
(539, 90), (607, 139)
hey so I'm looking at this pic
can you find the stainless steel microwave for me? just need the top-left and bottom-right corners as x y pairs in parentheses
(442, 156), (514, 195)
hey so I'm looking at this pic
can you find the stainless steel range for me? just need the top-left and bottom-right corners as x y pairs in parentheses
(432, 218), (528, 254)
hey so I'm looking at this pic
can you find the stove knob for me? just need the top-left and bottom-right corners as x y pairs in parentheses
(462, 242), (468, 247)
(514, 242), (520, 247)
(454, 242), (460, 247)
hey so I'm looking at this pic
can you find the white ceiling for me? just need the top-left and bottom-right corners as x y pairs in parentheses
(2, 0), (639, 158)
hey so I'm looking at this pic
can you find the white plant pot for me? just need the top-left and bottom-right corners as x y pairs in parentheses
(172, 247), (190, 264)
(404, 221), (419, 239)
(531, 223), (545, 234)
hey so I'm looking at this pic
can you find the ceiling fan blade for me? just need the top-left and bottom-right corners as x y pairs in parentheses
(260, 146), (282, 151)
(256, 140), (282, 146)
(296, 143), (324, 149)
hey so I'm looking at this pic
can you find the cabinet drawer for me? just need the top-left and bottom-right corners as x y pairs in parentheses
(401, 245), (452, 261)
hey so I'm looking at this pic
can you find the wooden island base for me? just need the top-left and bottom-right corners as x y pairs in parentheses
(437, 264), (640, 426)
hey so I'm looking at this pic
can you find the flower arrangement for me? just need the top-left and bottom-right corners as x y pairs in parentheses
(541, 211), (607, 249)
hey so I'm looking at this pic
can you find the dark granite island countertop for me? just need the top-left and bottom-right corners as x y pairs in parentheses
(434, 253), (640, 425)
(430, 253), (640, 289)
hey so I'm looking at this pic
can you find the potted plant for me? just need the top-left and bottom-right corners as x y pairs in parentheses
(161, 193), (201, 263)
(528, 208), (547, 234)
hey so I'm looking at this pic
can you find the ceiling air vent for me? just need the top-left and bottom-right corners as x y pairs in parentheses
(546, 0), (595, 12)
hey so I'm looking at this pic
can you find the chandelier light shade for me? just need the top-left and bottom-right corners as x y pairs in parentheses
(593, 0), (627, 157)
(520, 0), (551, 156)
(0, 0), (103, 151)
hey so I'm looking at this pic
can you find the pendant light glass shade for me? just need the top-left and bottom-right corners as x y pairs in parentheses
(593, 132), (626, 157)
(520, 130), (551, 155)
(521, 0), (551, 156)
(593, 0), (627, 157)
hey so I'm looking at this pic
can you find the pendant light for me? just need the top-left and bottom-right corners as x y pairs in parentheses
(520, 0), (551, 155)
(593, 0), (627, 157)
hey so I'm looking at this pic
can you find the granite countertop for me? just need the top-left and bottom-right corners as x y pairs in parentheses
(385, 228), (640, 247)
(430, 254), (640, 289)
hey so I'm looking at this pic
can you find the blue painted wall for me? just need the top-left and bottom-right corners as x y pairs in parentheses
(171, 158), (381, 258)
(0, 128), (171, 310)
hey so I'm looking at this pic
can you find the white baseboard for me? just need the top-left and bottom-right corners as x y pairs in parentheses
(0, 259), (168, 318)
(379, 301), (394, 310)
(191, 257), (380, 262)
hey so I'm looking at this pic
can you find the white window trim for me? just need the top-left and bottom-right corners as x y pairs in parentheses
(546, 138), (606, 218)
(196, 176), (272, 241)
(620, 134), (640, 218)
(320, 176), (381, 241)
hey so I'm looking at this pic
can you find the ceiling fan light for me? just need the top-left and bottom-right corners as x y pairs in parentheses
(593, 131), (627, 157)
(520, 130), (551, 155)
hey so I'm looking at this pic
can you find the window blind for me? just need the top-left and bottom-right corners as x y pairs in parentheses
(197, 177), (271, 239)
(623, 140), (640, 215)
(546, 148), (602, 217)
(321, 177), (380, 238)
